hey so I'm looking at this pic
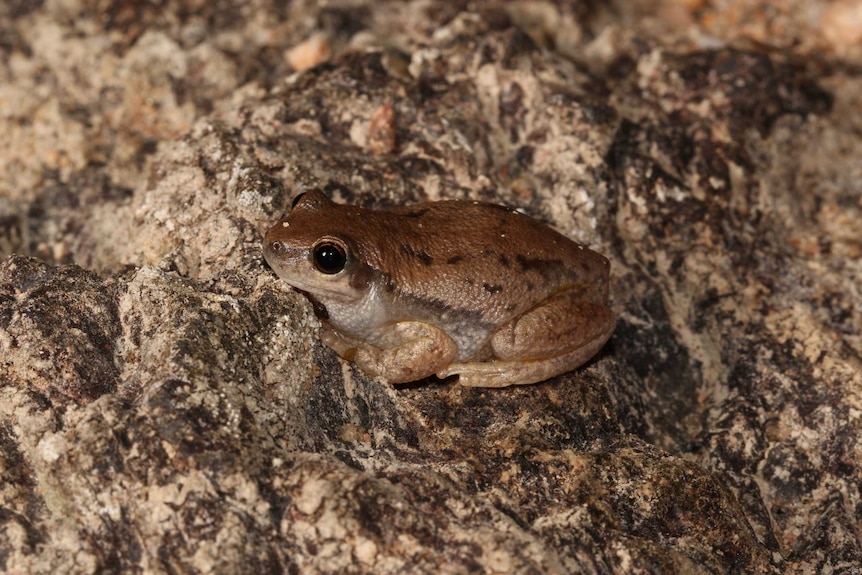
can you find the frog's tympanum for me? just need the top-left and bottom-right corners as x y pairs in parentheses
(263, 191), (615, 387)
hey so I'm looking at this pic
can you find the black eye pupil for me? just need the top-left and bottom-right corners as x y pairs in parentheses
(313, 242), (347, 274)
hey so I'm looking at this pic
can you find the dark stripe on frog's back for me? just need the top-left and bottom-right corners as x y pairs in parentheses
(397, 207), (429, 218)
(400, 244), (434, 266)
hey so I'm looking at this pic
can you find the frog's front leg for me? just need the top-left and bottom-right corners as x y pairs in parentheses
(438, 289), (615, 387)
(321, 321), (458, 384)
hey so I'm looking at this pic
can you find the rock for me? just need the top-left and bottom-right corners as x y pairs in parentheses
(286, 34), (332, 72)
(0, 257), (121, 402)
(1, 1), (860, 573)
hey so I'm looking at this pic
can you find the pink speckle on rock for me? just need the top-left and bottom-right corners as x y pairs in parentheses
(286, 33), (331, 72)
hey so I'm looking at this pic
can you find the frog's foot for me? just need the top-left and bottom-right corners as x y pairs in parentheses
(438, 329), (613, 388)
(322, 322), (457, 384)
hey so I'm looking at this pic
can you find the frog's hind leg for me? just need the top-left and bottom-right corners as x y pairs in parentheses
(438, 334), (612, 387)
(438, 290), (615, 387)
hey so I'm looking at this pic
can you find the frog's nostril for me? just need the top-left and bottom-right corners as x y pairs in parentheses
(269, 241), (284, 253)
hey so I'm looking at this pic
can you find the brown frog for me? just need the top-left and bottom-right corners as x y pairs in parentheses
(262, 190), (615, 387)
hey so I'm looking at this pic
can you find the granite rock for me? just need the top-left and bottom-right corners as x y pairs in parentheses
(1, 1), (860, 573)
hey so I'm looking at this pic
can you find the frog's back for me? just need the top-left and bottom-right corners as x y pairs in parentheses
(360, 200), (609, 325)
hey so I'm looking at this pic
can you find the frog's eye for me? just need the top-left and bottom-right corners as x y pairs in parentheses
(312, 241), (347, 274)
(291, 192), (307, 208)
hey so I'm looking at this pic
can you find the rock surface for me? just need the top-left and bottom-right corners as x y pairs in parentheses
(1, 1), (860, 573)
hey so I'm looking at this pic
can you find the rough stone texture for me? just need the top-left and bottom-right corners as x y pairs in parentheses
(1, 1), (860, 574)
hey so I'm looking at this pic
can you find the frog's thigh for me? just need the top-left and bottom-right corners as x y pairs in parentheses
(438, 291), (614, 388)
(492, 289), (613, 360)
(321, 322), (457, 384)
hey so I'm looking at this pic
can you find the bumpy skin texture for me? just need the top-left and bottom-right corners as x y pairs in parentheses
(263, 190), (615, 386)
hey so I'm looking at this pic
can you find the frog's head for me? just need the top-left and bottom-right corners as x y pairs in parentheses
(263, 190), (374, 303)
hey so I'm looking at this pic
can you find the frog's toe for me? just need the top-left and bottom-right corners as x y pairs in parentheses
(438, 361), (534, 388)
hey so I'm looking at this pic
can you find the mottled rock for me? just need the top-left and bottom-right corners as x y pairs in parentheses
(1, 1), (860, 574)
(0, 257), (120, 402)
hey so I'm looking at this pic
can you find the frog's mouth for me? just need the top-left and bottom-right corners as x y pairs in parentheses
(284, 275), (368, 305)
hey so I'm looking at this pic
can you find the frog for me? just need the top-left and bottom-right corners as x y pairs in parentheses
(262, 190), (615, 387)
